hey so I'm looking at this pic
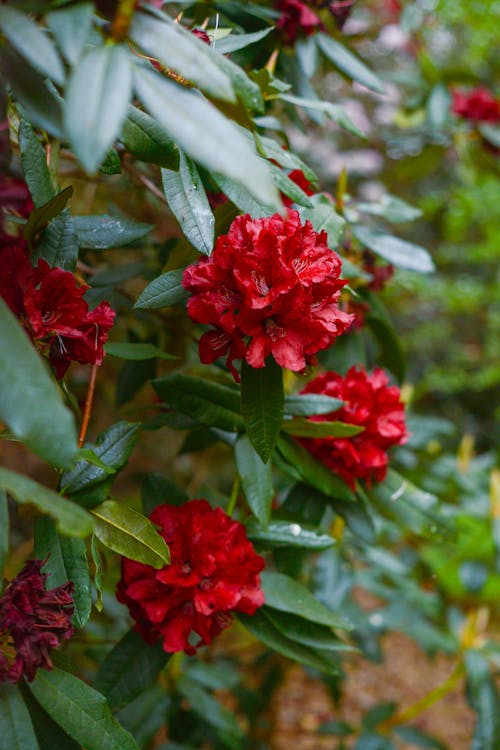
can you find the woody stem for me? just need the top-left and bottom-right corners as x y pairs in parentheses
(78, 364), (98, 448)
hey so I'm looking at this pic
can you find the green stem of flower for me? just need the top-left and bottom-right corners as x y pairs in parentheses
(227, 474), (241, 517)
(110, 0), (137, 43)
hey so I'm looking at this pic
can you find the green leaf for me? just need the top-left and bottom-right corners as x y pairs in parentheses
(256, 134), (317, 183)
(177, 675), (243, 745)
(355, 195), (422, 224)
(0, 5), (64, 85)
(213, 172), (272, 218)
(100, 149), (122, 175)
(162, 151), (215, 255)
(141, 473), (188, 515)
(18, 120), (55, 208)
(18, 684), (81, 750)
(352, 226), (435, 273)
(34, 516), (91, 628)
(0, 683), (40, 750)
(279, 92), (365, 137)
(65, 44), (132, 174)
(153, 374), (242, 432)
(130, 12), (234, 103)
(133, 66), (280, 209)
(266, 609), (351, 652)
(366, 300), (406, 383)
(394, 726), (448, 750)
(72, 214), (152, 249)
(0, 490), (8, 578)
(0, 468), (93, 538)
(23, 187), (74, 245)
(121, 105), (179, 168)
(0, 299), (78, 467)
(34, 211), (79, 271)
(90, 535), (104, 612)
(464, 650), (500, 750)
(235, 435), (273, 526)
(300, 196), (345, 247)
(283, 393), (344, 416)
(105, 342), (176, 361)
(28, 667), (140, 750)
(281, 418), (363, 438)
(246, 519), (335, 550)
(91, 500), (170, 568)
(261, 570), (352, 629)
(94, 629), (169, 711)
(316, 33), (385, 94)
(276, 434), (355, 503)
(426, 84), (451, 130)
(240, 359), (283, 463)
(116, 686), (169, 748)
(215, 27), (273, 54)
(134, 269), (188, 309)
(479, 124), (500, 149)
(269, 163), (313, 207)
(46, 3), (94, 67)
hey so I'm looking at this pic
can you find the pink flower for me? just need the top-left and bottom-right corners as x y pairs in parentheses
(299, 366), (407, 488)
(451, 87), (500, 124)
(182, 210), (353, 379)
(276, 0), (323, 44)
(0, 560), (74, 683)
(117, 500), (265, 654)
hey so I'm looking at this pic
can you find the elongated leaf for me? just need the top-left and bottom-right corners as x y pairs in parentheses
(92, 500), (170, 568)
(94, 629), (169, 711)
(162, 151), (214, 255)
(279, 92), (365, 137)
(240, 359), (283, 463)
(284, 394), (344, 416)
(29, 668), (139, 750)
(213, 172), (272, 218)
(316, 33), (385, 94)
(177, 675), (243, 744)
(72, 214), (152, 249)
(261, 570), (352, 629)
(134, 66), (280, 208)
(0, 683), (40, 750)
(356, 195), (422, 224)
(281, 418), (363, 438)
(34, 211), (78, 271)
(153, 374), (242, 432)
(0, 5), (64, 85)
(18, 120), (55, 207)
(235, 435), (273, 526)
(130, 12), (234, 102)
(0, 468), (93, 538)
(46, 3), (94, 67)
(121, 105), (179, 168)
(257, 134), (317, 183)
(65, 44), (132, 174)
(353, 226), (435, 272)
(18, 684), (81, 750)
(246, 519), (334, 550)
(134, 269), (188, 309)
(105, 342), (175, 361)
(0, 299), (77, 467)
(215, 27), (273, 53)
(23, 187), (74, 245)
(270, 163), (313, 207)
(266, 609), (351, 652)
(465, 650), (500, 750)
(0, 490), (8, 577)
(34, 516), (91, 628)
(300, 196), (345, 247)
(141, 472), (189, 515)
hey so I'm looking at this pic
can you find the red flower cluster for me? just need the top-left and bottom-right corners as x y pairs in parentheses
(299, 366), (407, 488)
(182, 210), (353, 378)
(0, 560), (74, 683)
(0, 242), (115, 378)
(276, 0), (323, 43)
(452, 87), (500, 124)
(117, 500), (265, 654)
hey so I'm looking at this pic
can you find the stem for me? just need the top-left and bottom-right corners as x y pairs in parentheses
(78, 364), (98, 448)
(379, 660), (465, 733)
(227, 474), (241, 517)
(110, 0), (137, 43)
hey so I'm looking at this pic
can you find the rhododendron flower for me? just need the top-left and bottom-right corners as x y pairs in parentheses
(0, 244), (115, 378)
(0, 176), (33, 231)
(328, 0), (356, 30)
(363, 250), (394, 291)
(0, 560), (74, 683)
(182, 210), (353, 378)
(451, 87), (500, 124)
(299, 366), (407, 488)
(117, 500), (265, 654)
(276, 0), (323, 43)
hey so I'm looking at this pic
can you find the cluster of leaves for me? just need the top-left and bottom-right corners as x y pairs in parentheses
(0, 1), (498, 750)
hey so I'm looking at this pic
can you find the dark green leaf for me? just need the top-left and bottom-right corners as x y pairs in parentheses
(0, 5), (64, 85)
(246, 519), (335, 550)
(266, 609), (351, 652)
(73, 214), (151, 249)
(281, 417), (363, 438)
(141, 473), (189, 515)
(300, 196), (345, 247)
(352, 226), (435, 273)
(116, 686), (169, 747)
(331, 494), (376, 544)
(465, 650), (500, 750)
(366, 303), (406, 383)
(394, 726), (448, 750)
(162, 151), (214, 255)
(318, 720), (354, 736)
(212, 172), (272, 218)
(90, 535), (104, 612)
(0, 299), (78, 467)
(261, 570), (352, 629)
(316, 33), (385, 94)
(100, 149), (122, 175)
(18, 120), (55, 207)
(256, 134), (317, 183)
(91, 500), (170, 567)
(134, 269), (188, 309)
(235, 435), (273, 526)
(0, 468), (93, 538)
(0, 490), (8, 578)
(94, 629), (169, 711)
(18, 683), (81, 750)
(177, 675), (243, 745)
(46, 3), (94, 67)
(34, 516), (91, 628)
(116, 358), (156, 408)
(284, 393), (344, 416)
(270, 163), (313, 206)
(0, 683), (40, 750)
(34, 211), (78, 271)
(105, 342), (176, 361)
(153, 374), (242, 432)
(215, 27), (273, 54)
(28, 667), (140, 750)
(279, 92), (365, 137)
(240, 359), (283, 463)
(65, 44), (132, 174)
(23, 187), (74, 245)
(121, 105), (179, 168)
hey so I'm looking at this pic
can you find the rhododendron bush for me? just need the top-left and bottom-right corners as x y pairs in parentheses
(0, 1), (498, 750)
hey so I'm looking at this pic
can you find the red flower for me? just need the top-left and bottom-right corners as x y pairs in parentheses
(282, 169), (315, 208)
(363, 250), (394, 291)
(182, 210), (353, 378)
(0, 176), (34, 232)
(0, 247), (115, 378)
(328, 0), (356, 30)
(117, 500), (265, 654)
(276, 0), (323, 44)
(451, 87), (500, 124)
(0, 560), (74, 683)
(191, 28), (211, 44)
(299, 366), (407, 488)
